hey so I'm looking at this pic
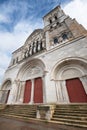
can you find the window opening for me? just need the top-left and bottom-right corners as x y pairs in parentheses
(54, 37), (58, 44)
(62, 33), (68, 40)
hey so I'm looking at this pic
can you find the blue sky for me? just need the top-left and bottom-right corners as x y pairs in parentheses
(0, 0), (87, 85)
(0, 0), (71, 32)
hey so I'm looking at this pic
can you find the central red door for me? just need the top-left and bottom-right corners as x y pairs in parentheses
(66, 78), (87, 103)
(34, 77), (43, 103)
(23, 80), (32, 103)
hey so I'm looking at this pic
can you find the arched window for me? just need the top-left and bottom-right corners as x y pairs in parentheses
(62, 33), (68, 40)
(55, 15), (57, 20)
(54, 37), (58, 44)
(49, 19), (52, 24)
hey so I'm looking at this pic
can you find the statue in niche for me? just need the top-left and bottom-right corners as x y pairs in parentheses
(33, 42), (36, 53)
(26, 50), (29, 57)
(42, 39), (46, 49)
(29, 45), (33, 56)
(38, 41), (41, 51)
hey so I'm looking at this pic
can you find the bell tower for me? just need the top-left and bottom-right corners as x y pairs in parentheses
(43, 5), (87, 50)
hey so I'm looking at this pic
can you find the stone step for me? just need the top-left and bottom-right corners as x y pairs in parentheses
(1, 112), (36, 116)
(1, 113), (36, 118)
(2, 111), (36, 114)
(3, 108), (36, 112)
(0, 105), (6, 110)
(2, 108), (36, 111)
(8, 107), (37, 109)
(51, 104), (87, 128)
(5, 106), (37, 108)
(54, 110), (87, 113)
(0, 105), (37, 119)
(55, 107), (87, 110)
(56, 104), (87, 106)
(52, 114), (87, 120)
(51, 117), (87, 125)
(53, 112), (87, 117)
(4, 107), (36, 111)
(51, 119), (87, 128)
(1, 111), (36, 115)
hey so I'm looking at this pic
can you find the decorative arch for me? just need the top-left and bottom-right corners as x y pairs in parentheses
(17, 58), (45, 81)
(2, 79), (12, 90)
(51, 57), (87, 103)
(16, 58), (46, 104)
(0, 79), (12, 103)
(51, 57), (87, 80)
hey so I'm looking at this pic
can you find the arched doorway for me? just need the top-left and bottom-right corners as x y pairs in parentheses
(17, 59), (45, 104)
(1, 80), (11, 103)
(66, 78), (87, 103)
(52, 58), (87, 103)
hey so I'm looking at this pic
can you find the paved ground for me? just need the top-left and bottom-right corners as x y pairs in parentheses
(0, 117), (86, 130)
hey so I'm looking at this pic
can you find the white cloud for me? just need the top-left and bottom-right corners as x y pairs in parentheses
(0, 14), (10, 23)
(0, 20), (43, 84)
(0, 52), (10, 68)
(0, 52), (11, 85)
(0, 21), (43, 52)
(63, 0), (87, 29)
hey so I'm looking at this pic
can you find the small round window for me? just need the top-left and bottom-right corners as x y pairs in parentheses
(54, 37), (58, 44)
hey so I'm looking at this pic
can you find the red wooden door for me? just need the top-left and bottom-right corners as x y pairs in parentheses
(23, 80), (32, 103)
(5, 90), (10, 103)
(66, 78), (87, 103)
(34, 77), (43, 103)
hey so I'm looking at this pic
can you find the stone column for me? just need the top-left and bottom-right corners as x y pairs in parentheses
(42, 39), (46, 49)
(45, 31), (50, 50)
(7, 81), (18, 104)
(0, 90), (8, 103)
(18, 81), (25, 103)
(15, 80), (21, 103)
(55, 80), (69, 103)
(80, 76), (87, 94)
(38, 41), (41, 51)
(61, 80), (69, 103)
(29, 79), (34, 104)
(42, 75), (46, 103)
(55, 81), (63, 103)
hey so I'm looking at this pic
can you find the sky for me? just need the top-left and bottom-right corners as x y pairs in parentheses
(0, 0), (87, 85)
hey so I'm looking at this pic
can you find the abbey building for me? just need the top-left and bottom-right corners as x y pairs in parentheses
(0, 6), (87, 104)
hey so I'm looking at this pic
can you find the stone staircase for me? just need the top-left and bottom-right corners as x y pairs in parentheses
(0, 104), (6, 110)
(51, 104), (87, 128)
(0, 104), (37, 119)
(0, 104), (87, 128)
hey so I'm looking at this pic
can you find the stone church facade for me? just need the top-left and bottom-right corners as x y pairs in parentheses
(0, 6), (87, 104)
